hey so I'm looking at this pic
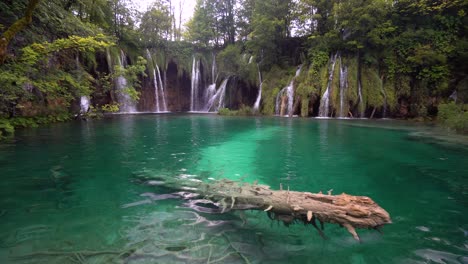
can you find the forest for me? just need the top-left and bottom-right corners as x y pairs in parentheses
(1, 0), (468, 139)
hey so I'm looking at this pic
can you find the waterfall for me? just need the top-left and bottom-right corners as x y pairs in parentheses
(253, 65), (262, 111)
(275, 87), (286, 115)
(116, 50), (137, 113)
(202, 54), (218, 110)
(204, 83), (217, 109)
(80, 96), (90, 114)
(205, 78), (229, 112)
(190, 57), (201, 111)
(275, 66), (302, 116)
(318, 53), (338, 117)
(274, 66), (302, 116)
(155, 63), (167, 112)
(146, 49), (168, 112)
(358, 80), (364, 117)
(339, 57), (348, 118)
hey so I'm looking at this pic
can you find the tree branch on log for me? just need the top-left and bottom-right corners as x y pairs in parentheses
(0, 0), (41, 64)
(138, 174), (392, 242)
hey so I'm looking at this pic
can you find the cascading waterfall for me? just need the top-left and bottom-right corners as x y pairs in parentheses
(318, 53), (339, 117)
(204, 84), (216, 109)
(190, 57), (201, 111)
(203, 54), (218, 110)
(253, 65), (262, 111)
(275, 66), (302, 116)
(275, 89), (284, 115)
(205, 78), (229, 112)
(116, 50), (137, 113)
(358, 80), (364, 118)
(155, 63), (167, 112)
(145, 49), (168, 112)
(75, 54), (90, 115)
(338, 57), (348, 118)
(80, 96), (90, 114)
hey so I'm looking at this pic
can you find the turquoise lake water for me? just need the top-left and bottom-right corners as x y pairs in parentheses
(0, 114), (467, 263)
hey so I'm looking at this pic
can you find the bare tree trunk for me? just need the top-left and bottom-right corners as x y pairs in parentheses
(178, 1), (183, 41)
(141, 175), (392, 242)
(0, 0), (41, 64)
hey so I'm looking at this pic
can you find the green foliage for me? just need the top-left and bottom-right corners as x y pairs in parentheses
(140, 1), (173, 44)
(218, 105), (254, 116)
(0, 119), (14, 140)
(363, 67), (383, 108)
(261, 65), (290, 115)
(438, 102), (468, 133)
(100, 103), (120, 113)
(217, 44), (256, 82)
(0, 112), (72, 140)
(113, 56), (147, 101)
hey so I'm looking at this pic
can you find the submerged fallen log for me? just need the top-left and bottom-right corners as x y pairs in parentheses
(140, 175), (392, 242)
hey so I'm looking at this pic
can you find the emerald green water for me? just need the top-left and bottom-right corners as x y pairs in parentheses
(0, 115), (467, 263)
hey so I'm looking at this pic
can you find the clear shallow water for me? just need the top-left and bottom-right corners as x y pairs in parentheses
(0, 114), (467, 263)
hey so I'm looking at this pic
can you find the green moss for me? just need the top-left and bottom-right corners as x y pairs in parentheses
(260, 65), (289, 115)
(330, 57), (341, 115)
(383, 77), (397, 112)
(346, 56), (359, 106)
(362, 66), (383, 108)
(300, 97), (309, 117)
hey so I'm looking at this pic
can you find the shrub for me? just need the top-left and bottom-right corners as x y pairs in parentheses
(438, 102), (468, 133)
(0, 120), (15, 140)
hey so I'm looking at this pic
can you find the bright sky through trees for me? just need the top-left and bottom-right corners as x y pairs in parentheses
(133, 0), (196, 29)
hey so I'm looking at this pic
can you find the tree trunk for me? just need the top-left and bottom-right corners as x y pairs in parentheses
(0, 0), (41, 64)
(141, 175), (392, 242)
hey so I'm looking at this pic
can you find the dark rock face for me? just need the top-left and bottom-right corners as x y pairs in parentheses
(137, 60), (192, 112)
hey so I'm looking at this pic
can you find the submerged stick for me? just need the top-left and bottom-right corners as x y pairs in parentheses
(140, 174), (392, 241)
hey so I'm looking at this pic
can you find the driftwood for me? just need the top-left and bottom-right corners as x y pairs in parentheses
(141, 175), (392, 242)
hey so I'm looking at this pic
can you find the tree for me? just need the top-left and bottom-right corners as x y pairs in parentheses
(247, 0), (294, 66)
(185, 0), (216, 46)
(140, 0), (173, 44)
(0, 0), (41, 64)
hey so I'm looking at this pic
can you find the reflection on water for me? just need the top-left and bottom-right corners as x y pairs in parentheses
(0, 115), (467, 263)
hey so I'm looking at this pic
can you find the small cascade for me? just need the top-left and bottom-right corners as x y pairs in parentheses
(275, 66), (302, 116)
(205, 78), (229, 112)
(80, 96), (90, 114)
(275, 87), (286, 115)
(202, 54), (218, 110)
(146, 49), (168, 112)
(253, 65), (262, 111)
(338, 57), (348, 118)
(358, 80), (364, 117)
(155, 62), (168, 112)
(116, 50), (137, 113)
(204, 83), (217, 109)
(318, 53), (339, 117)
(190, 57), (201, 111)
